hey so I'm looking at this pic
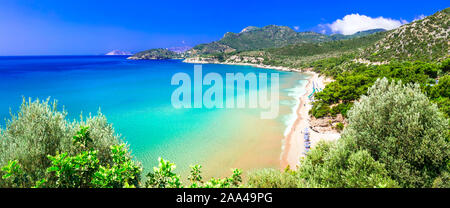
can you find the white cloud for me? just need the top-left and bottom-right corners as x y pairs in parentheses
(413, 14), (426, 22)
(327, 14), (407, 35)
(293, 26), (300, 31)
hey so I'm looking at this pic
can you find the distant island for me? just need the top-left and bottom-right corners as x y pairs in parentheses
(127, 48), (185, 60)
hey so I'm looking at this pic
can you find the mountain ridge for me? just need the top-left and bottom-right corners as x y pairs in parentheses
(359, 8), (449, 62)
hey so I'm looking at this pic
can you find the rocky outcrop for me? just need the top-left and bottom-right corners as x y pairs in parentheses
(310, 114), (346, 134)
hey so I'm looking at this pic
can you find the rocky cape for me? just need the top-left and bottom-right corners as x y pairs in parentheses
(127, 48), (184, 60)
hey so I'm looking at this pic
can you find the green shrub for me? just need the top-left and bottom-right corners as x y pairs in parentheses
(432, 171), (450, 188)
(1, 160), (31, 188)
(145, 158), (242, 188)
(2, 126), (142, 188)
(335, 122), (345, 132)
(330, 103), (353, 117)
(145, 157), (183, 188)
(297, 141), (398, 188)
(91, 144), (142, 188)
(0, 98), (70, 184)
(187, 164), (203, 186)
(342, 78), (449, 187)
(46, 150), (100, 188)
(441, 58), (450, 74)
(0, 98), (136, 188)
(310, 102), (330, 118)
(246, 169), (300, 188)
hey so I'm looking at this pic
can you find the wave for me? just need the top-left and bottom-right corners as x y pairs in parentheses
(282, 79), (308, 136)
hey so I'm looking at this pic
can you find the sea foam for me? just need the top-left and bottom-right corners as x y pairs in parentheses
(281, 79), (308, 137)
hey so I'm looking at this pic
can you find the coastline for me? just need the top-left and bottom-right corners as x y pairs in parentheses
(183, 58), (306, 72)
(280, 72), (341, 169)
(280, 72), (314, 169)
(183, 58), (340, 170)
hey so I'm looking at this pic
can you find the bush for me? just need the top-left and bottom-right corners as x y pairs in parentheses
(342, 78), (449, 187)
(1, 160), (31, 188)
(0, 98), (70, 184)
(2, 126), (142, 188)
(145, 158), (243, 188)
(0, 98), (134, 187)
(91, 144), (142, 188)
(246, 169), (300, 188)
(335, 122), (345, 132)
(309, 102), (330, 118)
(329, 103), (350, 118)
(441, 58), (450, 74)
(145, 157), (183, 188)
(296, 141), (398, 188)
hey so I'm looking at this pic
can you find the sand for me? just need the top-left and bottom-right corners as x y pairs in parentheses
(184, 58), (341, 170)
(280, 72), (341, 170)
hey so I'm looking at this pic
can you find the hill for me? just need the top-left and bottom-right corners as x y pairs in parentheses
(189, 25), (333, 56)
(186, 29), (387, 68)
(127, 48), (183, 60)
(131, 26), (387, 59)
(360, 8), (449, 62)
(330, 29), (386, 40)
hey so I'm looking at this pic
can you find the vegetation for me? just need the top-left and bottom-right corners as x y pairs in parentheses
(0, 98), (124, 187)
(309, 59), (450, 118)
(0, 98), (242, 188)
(189, 29), (386, 69)
(246, 168), (299, 188)
(360, 8), (449, 62)
(1, 8), (449, 189)
(248, 79), (449, 188)
(128, 48), (183, 60)
(190, 25), (329, 55)
(1, 78), (448, 188)
(134, 25), (385, 58)
(343, 78), (449, 187)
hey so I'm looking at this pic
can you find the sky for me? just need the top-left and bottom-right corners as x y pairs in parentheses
(0, 0), (448, 55)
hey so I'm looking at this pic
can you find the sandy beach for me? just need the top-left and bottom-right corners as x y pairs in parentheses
(280, 72), (341, 170)
(184, 58), (341, 170)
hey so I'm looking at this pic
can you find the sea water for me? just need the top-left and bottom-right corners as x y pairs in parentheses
(0, 56), (310, 178)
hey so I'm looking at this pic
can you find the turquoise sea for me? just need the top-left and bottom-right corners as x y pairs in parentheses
(0, 56), (310, 178)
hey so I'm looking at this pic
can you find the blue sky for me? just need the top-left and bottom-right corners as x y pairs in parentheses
(0, 0), (448, 55)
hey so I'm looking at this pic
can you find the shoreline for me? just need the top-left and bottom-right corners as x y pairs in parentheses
(183, 58), (307, 73)
(182, 58), (340, 170)
(280, 72), (315, 169)
(280, 72), (341, 170)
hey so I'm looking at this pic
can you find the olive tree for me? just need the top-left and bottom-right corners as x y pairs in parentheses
(342, 78), (449, 187)
(0, 98), (126, 187)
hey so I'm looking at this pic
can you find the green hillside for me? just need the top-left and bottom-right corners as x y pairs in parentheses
(189, 25), (328, 55)
(188, 25), (383, 56)
(127, 48), (183, 60)
(360, 8), (449, 62)
(330, 28), (386, 40)
(212, 29), (387, 68)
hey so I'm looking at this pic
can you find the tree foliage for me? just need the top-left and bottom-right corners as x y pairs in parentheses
(342, 78), (449, 187)
(309, 60), (449, 118)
